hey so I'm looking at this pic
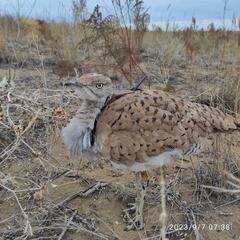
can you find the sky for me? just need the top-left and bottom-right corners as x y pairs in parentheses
(0, 0), (239, 29)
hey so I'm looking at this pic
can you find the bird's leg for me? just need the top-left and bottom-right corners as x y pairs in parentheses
(124, 171), (148, 230)
(159, 167), (167, 240)
(135, 172), (147, 228)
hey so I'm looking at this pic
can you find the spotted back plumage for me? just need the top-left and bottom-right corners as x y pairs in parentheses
(95, 89), (238, 166)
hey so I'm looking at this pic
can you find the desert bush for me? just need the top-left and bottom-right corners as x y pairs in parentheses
(87, 0), (150, 84)
(194, 67), (240, 114)
(143, 31), (185, 67)
(72, 0), (87, 23)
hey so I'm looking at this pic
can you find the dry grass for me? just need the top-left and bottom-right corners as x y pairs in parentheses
(0, 1), (240, 239)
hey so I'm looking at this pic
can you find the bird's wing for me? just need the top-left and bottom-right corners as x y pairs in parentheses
(95, 90), (237, 164)
(97, 89), (237, 134)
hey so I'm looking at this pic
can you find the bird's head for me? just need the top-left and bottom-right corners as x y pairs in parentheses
(64, 73), (116, 103)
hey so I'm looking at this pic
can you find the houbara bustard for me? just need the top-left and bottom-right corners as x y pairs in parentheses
(62, 73), (239, 232)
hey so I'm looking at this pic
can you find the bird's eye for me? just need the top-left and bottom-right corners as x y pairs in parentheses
(96, 83), (103, 89)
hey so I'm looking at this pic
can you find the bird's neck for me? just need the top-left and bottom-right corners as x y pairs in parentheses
(76, 97), (108, 129)
(83, 98), (107, 109)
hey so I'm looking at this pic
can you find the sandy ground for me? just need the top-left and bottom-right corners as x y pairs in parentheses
(1, 66), (240, 240)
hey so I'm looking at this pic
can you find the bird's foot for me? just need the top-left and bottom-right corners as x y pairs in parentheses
(122, 203), (144, 230)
